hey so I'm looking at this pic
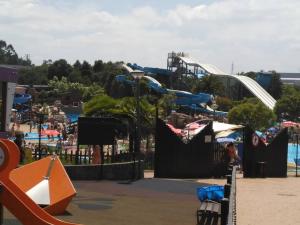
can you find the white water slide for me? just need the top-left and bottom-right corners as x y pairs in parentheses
(178, 56), (276, 110)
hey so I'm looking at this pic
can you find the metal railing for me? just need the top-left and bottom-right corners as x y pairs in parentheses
(227, 166), (237, 225)
(221, 166), (237, 225)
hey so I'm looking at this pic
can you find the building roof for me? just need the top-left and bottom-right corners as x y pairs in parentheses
(0, 65), (19, 82)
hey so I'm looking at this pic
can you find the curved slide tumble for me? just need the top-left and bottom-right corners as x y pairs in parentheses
(0, 139), (82, 225)
(178, 56), (276, 110)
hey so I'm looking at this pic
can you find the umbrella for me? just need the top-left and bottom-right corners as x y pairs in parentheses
(216, 137), (235, 143)
(267, 127), (277, 132)
(281, 121), (298, 127)
(185, 122), (202, 130)
(41, 130), (60, 136)
(167, 124), (183, 136)
(255, 130), (265, 138)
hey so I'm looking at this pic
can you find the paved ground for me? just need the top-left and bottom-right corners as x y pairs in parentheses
(4, 177), (211, 225)
(4, 174), (300, 225)
(237, 176), (300, 225)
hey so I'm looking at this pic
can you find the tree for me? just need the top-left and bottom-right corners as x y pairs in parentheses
(157, 93), (177, 118)
(244, 71), (256, 79)
(68, 69), (83, 83)
(228, 102), (276, 130)
(48, 76), (104, 102)
(93, 60), (104, 72)
(274, 85), (300, 121)
(80, 61), (92, 77)
(83, 94), (156, 133)
(192, 75), (225, 96)
(18, 64), (48, 85)
(216, 96), (233, 112)
(48, 59), (72, 80)
(267, 71), (282, 100)
(73, 60), (82, 70)
(0, 40), (31, 65)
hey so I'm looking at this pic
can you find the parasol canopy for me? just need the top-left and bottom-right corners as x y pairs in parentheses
(281, 121), (298, 128)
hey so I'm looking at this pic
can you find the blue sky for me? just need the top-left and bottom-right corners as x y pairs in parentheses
(1, 0), (300, 73)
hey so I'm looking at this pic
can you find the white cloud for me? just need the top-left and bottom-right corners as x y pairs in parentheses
(0, 0), (300, 72)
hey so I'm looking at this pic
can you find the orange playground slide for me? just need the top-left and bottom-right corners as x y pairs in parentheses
(0, 139), (83, 225)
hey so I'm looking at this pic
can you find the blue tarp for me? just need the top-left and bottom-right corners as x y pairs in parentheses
(197, 185), (224, 202)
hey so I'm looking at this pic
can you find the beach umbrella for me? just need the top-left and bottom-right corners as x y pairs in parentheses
(41, 129), (60, 136)
(185, 122), (202, 130)
(255, 130), (265, 138)
(167, 124), (183, 136)
(282, 121), (298, 127)
(267, 127), (277, 132)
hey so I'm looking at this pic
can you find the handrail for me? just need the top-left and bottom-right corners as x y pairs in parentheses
(227, 166), (237, 225)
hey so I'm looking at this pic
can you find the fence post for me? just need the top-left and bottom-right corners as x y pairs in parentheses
(226, 174), (232, 184)
(221, 198), (229, 225)
(89, 148), (92, 164)
(34, 148), (38, 160)
(64, 148), (67, 162)
(79, 151), (82, 164)
(84, 150), (87, 164)
(224, 184), (231, 198)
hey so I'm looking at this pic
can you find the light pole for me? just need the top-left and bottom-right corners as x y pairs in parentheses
(131, 70), (144, 179)
(36, 112), (45, 159)
(296, 134), (298, 177)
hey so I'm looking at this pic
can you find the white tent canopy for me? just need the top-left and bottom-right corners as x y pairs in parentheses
(213, 122), (244, 133)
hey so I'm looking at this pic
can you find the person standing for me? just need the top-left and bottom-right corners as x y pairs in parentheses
(92, 145), (101, 164)
(14, 131), (25, 164)
(226, 142), (240, 165)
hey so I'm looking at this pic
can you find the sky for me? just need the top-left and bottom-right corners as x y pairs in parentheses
(0, 0), (300, 73)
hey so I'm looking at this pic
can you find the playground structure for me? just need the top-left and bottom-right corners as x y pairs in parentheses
(117, 64), (227, 117)
(0, 139), (81, 225)
(10, 155), (76, 215)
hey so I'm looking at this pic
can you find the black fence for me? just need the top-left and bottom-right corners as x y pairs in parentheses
(243, 126), (288, 178)
(155, 119), (227, 178)
(224, 166), (237, 225)
(28, 146), (154, 169)
(31, 147), (93, 165)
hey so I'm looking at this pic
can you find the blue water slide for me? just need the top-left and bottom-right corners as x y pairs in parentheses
(116, 74), (227, 116)
(127, 63), (172, 76)
(185, 104), (227, 116)
(13, 94), (32, 105)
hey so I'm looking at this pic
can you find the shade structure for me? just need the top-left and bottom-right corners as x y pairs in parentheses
(9, 155), (76, 215)
(281, 121), (298, 128)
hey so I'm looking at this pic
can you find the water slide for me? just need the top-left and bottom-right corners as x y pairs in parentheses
(0, 139), (82, 225)
(178, 56), (276, 110)
(127, 63), (172, 76)
(118, 64), (227, 116)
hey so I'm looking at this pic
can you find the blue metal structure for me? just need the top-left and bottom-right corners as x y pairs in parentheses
(116, 73), (227, 117)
